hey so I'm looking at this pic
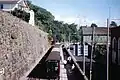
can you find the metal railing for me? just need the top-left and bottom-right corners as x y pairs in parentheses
(64, 47), (88, 80)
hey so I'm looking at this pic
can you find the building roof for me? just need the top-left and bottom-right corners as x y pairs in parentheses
(82, 27), (110, 36)
(46, 51), (60, 61)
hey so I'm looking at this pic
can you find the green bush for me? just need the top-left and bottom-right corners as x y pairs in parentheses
(11, 8), (30, 22)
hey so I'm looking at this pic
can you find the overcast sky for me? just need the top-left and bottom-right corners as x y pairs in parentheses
(31, 0), (120, 27)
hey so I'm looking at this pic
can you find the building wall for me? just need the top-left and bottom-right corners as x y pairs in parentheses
(83, 35), (108, 44)
(94, 36), (108, 44)
(3, 4), (15, 9)
(0, 3), (24, 11)
(110, 27), (120, 65)
(0, 0), (28, 11)
(1, 4), (16, 11)
(83, 36), (91, 44)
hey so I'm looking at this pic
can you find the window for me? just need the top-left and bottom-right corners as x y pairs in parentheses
(118, 38), (120, 65)
(0, 4), (3, 9)
(112, 37), (117, 64)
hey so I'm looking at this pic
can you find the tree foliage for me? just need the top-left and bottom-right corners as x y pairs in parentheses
(10, 0), (80, 42)
(11, 8), (30, 22)
(27, 0), (80, 42)
(110, 21), (117, 27)
(91, 23), (98, 27)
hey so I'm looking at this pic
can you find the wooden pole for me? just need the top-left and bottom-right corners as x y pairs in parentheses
(107, 18), (110, 80)
(90, 26), (95, 80)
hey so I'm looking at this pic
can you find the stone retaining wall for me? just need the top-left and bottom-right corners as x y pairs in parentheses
(0, 11), (50, 80)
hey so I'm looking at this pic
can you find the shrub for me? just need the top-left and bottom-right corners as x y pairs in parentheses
(11, 8), (30, 22)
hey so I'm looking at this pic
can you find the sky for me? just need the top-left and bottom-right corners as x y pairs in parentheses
(31, 0), (120, 27)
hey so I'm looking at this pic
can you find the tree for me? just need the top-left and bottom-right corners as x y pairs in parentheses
(110, 21), (117, 27)
(11, 8), (30, 22)
(26, 0), (80, 42)
(91, 23), (98, 27)
(91, 23), (97, 40)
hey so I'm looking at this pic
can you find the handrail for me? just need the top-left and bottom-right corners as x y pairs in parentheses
(64, 48), (88, 80)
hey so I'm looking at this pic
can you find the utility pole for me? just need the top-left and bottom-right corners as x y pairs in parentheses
(90, 26), (95, 80)
(107, 7), (111, 80)
(83, 17), (87, 75)
(83, 43), (85, 75)
(107, 18), (110, 80)
(80, 27), (85, 75)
